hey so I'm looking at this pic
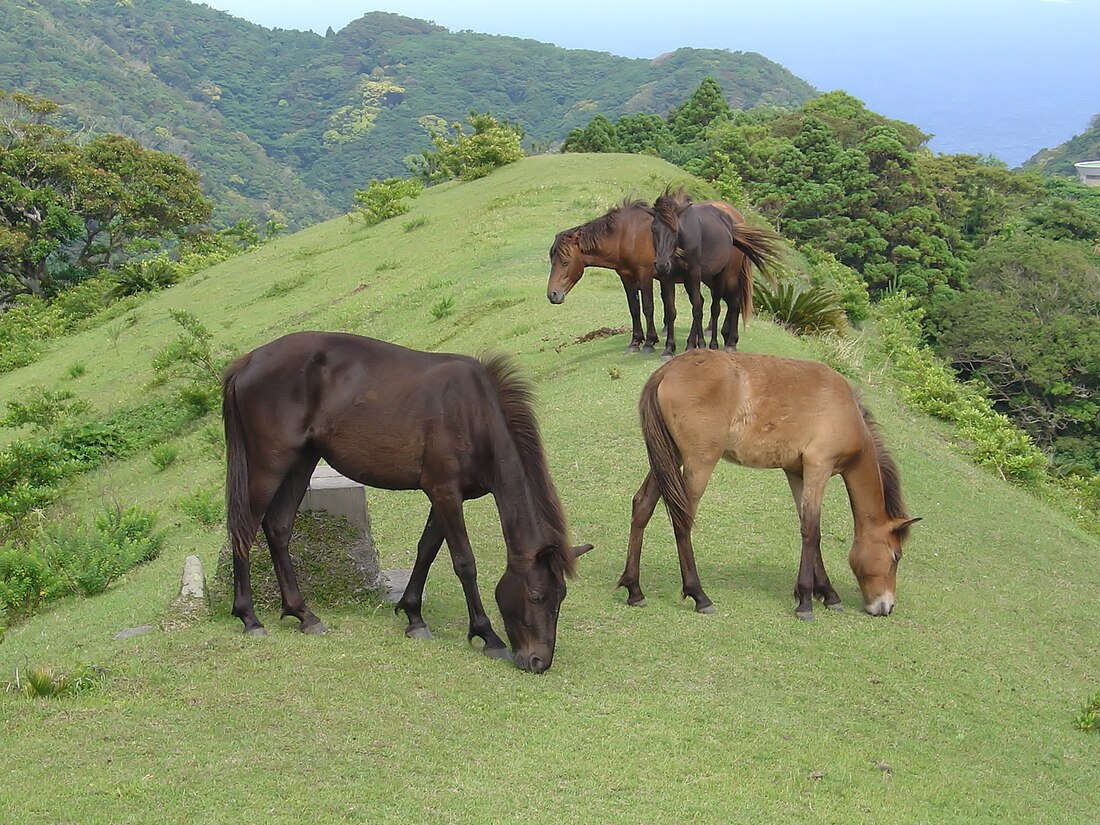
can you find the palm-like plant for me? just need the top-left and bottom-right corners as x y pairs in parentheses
(755, 281), (848, 336)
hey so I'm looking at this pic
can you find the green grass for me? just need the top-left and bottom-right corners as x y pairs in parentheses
(0, 154), (1097, 823)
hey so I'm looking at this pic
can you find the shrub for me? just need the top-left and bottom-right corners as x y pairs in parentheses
(407, 112), (525, 183)
(350, 177), (423, 226)
(107, 254), (180, 299)
(0, 545), (64, 620)
(44, 506), (164, 597)
(755, 281), (847, 335)
(1075, 693), (1100, 733)
(150, 309), (228, 417)
(0, 297), (63, 373)
(179, 487), (222, 527)
(150, 443), (178, 471)
(430, 296), (455, 320)
(0, 387), (90, 432)
(803, 246), (872, 323)
(6, 663), (108, 699)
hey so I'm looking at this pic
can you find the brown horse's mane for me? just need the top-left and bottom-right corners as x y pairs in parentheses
(859, 403), (911, 538)
(652, 186), (692, 232)
(480, 353), (577, 578)
(550, 198), (651, 262)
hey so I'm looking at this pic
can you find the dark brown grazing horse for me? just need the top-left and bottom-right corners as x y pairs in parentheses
(619, 349), (919, 619)
(651, 190), (781, 353)
(223, 332), (591, 673)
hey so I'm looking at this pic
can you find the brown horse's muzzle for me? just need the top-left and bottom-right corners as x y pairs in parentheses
(547, 288), (566, 305)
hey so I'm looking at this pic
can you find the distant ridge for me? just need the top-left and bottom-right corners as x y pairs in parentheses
(0, 0), (815, 227)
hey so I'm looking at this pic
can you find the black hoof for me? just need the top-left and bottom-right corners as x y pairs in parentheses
(641, 344), (656, 354)
(826, 601), (844, 612)
(625, 344), (641, 354)
(300, 620), (327, 635)
(627, 597), (647, 608)
(695, 603), (715, 615)
(483, 646), (512, 661)
(405, 625), (432, 641)
(243, 626), (268, 637)
(796, 610), (816, 621)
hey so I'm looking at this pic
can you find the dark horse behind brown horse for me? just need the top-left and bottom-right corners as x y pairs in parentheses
(651, 189), (782, 353)
(619, 349), (919, 619)
(222, 332), (591, 673)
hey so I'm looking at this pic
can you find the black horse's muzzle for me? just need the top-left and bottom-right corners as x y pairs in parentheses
(514, 651), (550, 674)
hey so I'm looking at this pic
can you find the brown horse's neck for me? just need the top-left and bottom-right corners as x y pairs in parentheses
(842, 435), (891, 536)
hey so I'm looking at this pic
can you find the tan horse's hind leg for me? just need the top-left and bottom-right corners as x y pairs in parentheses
(674, 449), (722, 613)
(619, 471), (662, 606)
(785, 464), (841, 620)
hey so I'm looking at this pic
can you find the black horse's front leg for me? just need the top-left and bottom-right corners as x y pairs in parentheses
(395, 509), (446, 640)
(639, 278), (659, 354)
(658, 276), (678, 360)
(685, 272), (706, 350)
(621, 278), (644, 353)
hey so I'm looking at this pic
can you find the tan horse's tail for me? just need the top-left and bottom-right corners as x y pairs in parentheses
(222, 353), (255, 558)
(638, 371), (693, 536)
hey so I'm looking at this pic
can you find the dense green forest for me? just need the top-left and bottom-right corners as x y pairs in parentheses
(0, 0), (813, 226)
(563, 82), (1100, 474)
(1025, 113), (1100, 176)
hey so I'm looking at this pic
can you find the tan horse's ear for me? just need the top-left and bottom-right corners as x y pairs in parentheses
(572, 544), (594, 558)
(892, 517), (922, 534)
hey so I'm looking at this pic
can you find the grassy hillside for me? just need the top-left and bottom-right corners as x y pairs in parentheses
(0, 0), (814, 225)
(1, 154), (1097, 823)
(1025, 113), (1100, 175)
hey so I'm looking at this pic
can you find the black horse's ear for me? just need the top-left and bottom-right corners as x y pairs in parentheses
(572, 544), (594, 558)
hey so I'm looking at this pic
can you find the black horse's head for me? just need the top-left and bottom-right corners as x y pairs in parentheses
(650, 189), (688, 277)
(495, 544), (591, 674)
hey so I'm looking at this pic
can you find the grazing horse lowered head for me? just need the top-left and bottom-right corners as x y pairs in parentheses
(222, 332), (592, 673)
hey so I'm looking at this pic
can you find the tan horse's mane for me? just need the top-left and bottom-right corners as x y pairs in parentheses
(858, 403), (911, 538)
(550, 198), (650, 262)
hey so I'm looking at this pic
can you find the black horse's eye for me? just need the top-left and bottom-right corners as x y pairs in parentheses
(530, 592), (544, 604)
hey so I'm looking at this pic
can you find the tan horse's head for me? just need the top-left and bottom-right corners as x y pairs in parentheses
(849, 517), (920, 615)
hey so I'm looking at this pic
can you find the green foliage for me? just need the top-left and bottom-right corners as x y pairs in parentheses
(930, 234), (1100, 471)
(1075, 693), (1100, 733)
(755, 281), (847, 336)
(0, 545), (64, 620)
(0, 386), (89, 432)
(350, 177), (422, 226)
(430, 296), (455, 320)
(107, 255), (181, 299)
(6, 664), (108, 699)
(876, 292), (1049, 484)
(401, 216), (428, 233)
(178, 487), (222, 527)
(150, 309), (228, 418)
(149, 443), (179, 472)
(802, 246), (872, 323)
(407, 112), (525, 183)
(563, 115), (619, 154)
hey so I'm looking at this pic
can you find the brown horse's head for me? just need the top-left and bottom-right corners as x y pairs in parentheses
(848, 517), (918, 616)
(495, 544), (591, 673)
(547, 231), (584, 304)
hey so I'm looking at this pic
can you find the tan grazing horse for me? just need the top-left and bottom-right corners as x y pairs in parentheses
(619, 349), (919, 619)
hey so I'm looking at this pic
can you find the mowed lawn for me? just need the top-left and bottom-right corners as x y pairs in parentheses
(1, 154), (1097, 824)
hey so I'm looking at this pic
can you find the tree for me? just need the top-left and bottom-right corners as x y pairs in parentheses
(932, 234), (1100, 470)
(562, 115), (618, 154)
(0, 91), (211, 301)
(667, 77), (731, 145)
(406, 112), (524, 183)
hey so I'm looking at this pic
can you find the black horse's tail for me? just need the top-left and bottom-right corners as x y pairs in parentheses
(222, 353), (255, 558)
(730, 224), (782, 288)
(638, 370), (692, 536)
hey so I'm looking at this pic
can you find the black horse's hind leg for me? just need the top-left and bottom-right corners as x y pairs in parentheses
(707, 291), (722, 349)
(261, 452), (326, 633)
(231, 548), (266, 636)
(430, 492), (509, 658)
(394, 509), (446, 640)
(722, 298), (739, 352)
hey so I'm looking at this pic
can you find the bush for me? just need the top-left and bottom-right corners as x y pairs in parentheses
(350, 177), (422, 226)
(803, 246), (871, 323)
(0, 386), (89, 432)
(0, 545), (64, 620)
(107, 254), (180, 299)
(150, 443), (178, 471)
(755, 281), (847, 336)
(0, 297), (63, 373)
(179, 486), (222, 527)
(407, 112), (525, 183)
(1075, 693), (1100, 734)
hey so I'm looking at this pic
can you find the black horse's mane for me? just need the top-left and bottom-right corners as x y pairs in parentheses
(652, 186), (692, 233)
(550, 198), (650, 262)
(480, 353), (577, 578)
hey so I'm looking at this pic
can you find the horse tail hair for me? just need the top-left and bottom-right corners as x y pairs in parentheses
(222, 353), (255, 558)
(738, 253), (754, 327)
(480, 353), (577, 579)
(859, 403), (912, 539)
(730, 224), (782, 288)
(638, 369), (693, 536)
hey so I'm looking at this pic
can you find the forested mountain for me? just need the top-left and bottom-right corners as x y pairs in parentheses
(0, 0), (815, 227)
(1025, 113), (1100, 176)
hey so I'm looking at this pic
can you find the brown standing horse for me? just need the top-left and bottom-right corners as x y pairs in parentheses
(547, 198), (776, 359)
(547, 199), (670, 355)
(619, 349), (919, 619)
(222, 332), (591, 673)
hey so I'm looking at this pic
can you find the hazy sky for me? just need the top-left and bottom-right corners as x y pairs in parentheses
(201, 0), (1098, 164)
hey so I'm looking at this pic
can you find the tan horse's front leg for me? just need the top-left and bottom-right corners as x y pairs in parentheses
(786, 467), (841, 620)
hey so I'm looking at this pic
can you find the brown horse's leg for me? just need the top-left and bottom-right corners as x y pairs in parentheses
(430, 492), (509, 658)
(618, 471), (662, 606)
(621, 279), (644, 353)
(784, 470), (842, 613)
(685, 271), (706, 350)
(675, 453), (719, 613)
(787, 466), (834, 620)
(659, 277), (678, 360)
(394, 509), (446, 640)
(639, 279), (659, 354)
(261, 453), (325, 634)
